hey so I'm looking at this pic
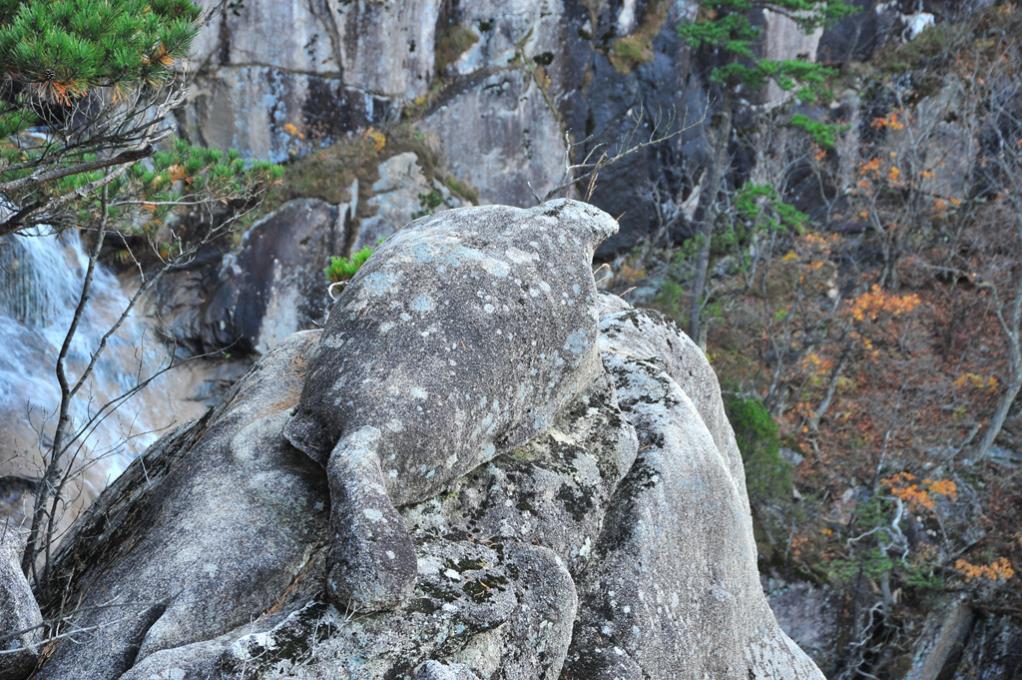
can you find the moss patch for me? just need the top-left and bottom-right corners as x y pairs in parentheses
(435, 24), (479, 74)
(270, 134), (381, 208)
(725, 396), (792, 505)
(724, 395), (796, 561)
(269, 121), (479, 222)
(608, 0), (669, 74)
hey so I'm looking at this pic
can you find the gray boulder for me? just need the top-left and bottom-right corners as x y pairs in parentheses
(414, 661), (481, 680)
(36, 332), (329, 680)
(0, 525), (42, 680)
(562, 306), (821, 678)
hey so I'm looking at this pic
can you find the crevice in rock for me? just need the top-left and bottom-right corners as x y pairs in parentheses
(123, 600), (169, 671)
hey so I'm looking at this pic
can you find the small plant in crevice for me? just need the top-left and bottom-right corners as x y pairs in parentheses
(411, 188), (446, 219)
(325, 247), (374, 284)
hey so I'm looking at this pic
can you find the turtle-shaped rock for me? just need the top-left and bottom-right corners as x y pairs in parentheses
(283, 199), (617, 610)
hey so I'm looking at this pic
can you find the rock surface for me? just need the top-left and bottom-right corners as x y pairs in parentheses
(155, 198), (342, 355)
(0, 526), (42, 680)
(26, 203), (823, 679)
(177, 0), (715, 252)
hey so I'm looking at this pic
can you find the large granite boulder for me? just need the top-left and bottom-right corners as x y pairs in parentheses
(27, 203), (822, 679)
(282, 200), (616, 611)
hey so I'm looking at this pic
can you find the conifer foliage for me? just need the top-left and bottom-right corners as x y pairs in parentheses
(0, 0), (200, 112)
(679, 0), (855, 98)
(677, 0), (855, 341)
(0, 0), (202, 234)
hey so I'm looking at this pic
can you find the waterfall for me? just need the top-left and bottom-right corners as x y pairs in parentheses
(0, 228), (196, 497)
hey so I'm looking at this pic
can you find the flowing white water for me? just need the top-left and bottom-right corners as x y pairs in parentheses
(0, 228), (196, 498)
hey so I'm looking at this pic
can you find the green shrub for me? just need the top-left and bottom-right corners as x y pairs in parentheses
(325, 247), (373, 283)
(725, 396), (792, 505)
(0, 0), (200, 114)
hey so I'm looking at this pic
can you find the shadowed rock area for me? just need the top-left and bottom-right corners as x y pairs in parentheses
(15, 204), (823, 679)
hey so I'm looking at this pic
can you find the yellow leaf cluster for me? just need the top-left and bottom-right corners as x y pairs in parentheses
(860, 158), (882, 175)
(871, 111), (906, 131)
(364, 127), (387, 152)
(925, 479), (958, 501)
(790, 533), (810, 559)
(882, 472), (958, 511)
(802, 352), (834, 375)
(167, 164), (187, 183)
(282, 122), (305, 140)
(800, 232), (838, 249)
(954, 557), (1015, 582)
(849, 285), (922, 322)
(953, 372), (999, 392)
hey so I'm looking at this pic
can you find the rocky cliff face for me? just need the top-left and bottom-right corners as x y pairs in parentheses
(178, 0), (708, 253)
(7, 205), (825, 680)
(177, 0), (991, 260)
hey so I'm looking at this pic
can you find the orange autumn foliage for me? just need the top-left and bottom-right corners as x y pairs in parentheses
(881, 472), (958, 511)
(871, 111), (907, 130)
(849, 285), (922, 323)
(954, 557), (1015, 582)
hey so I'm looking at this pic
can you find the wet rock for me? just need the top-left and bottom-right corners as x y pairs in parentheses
(149, 243), (228, 355)
(212, 198), (343, 354)
(0, 526), (42, 680)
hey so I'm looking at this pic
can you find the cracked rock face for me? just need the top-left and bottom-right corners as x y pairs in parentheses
(182, 0), (439, 161)
(27, 203), (822, 679)
(176, 0), (709, 251)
